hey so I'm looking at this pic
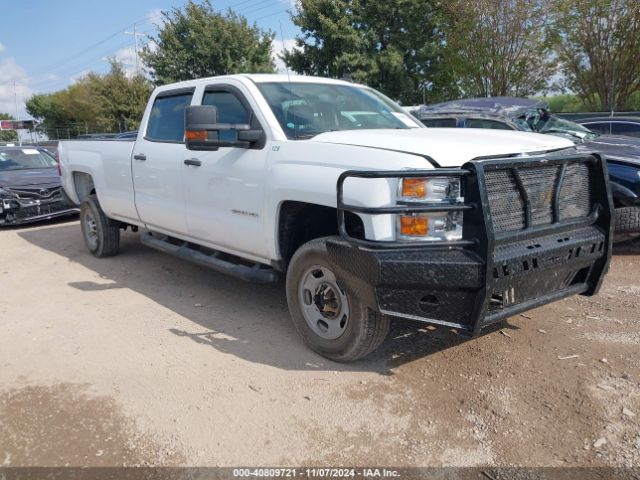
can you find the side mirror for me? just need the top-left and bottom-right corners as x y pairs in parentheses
(185, 105), (264, 151)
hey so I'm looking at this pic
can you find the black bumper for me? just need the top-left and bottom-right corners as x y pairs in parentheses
(332, 153), (613, 336)
(0, 197), (79, 226)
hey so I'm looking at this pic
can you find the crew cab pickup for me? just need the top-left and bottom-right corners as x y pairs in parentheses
(59, 74), (613, 361)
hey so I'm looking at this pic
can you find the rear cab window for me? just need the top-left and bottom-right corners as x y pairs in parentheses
(146, 89), (195, 143)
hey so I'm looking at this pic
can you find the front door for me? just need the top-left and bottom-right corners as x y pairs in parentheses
(182, 84), (269, 260)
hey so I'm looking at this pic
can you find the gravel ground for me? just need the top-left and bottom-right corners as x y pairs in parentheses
(0, 219), (639, 467)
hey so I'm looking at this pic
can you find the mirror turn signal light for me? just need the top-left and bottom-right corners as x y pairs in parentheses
(400, 215), (428, 236)
(186, 130), (207, 141)
(401, 178), (427, 198)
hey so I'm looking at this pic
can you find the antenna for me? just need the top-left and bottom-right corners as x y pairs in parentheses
(279, 19), (297, 139)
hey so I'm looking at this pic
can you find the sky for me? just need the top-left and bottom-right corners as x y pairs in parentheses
(0, 0), (299, 119)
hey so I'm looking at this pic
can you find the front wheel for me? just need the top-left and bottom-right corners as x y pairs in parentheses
(80, 194), (120, 257)
(286, 237), (390, 362)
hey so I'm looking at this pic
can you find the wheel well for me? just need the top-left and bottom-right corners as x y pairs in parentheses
(278, 201), (364, 268)
(73, 172), (96, 202)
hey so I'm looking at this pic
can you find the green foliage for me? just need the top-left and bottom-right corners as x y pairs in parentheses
(551, 0), (640, 111)
(536, 94), (589, 113)
(441, 0), (556, 98)
(284, 0), (458, 105)
(0, 113), (18, 142)
(26, 61), (152, 139)
(141, 0), (275, 85)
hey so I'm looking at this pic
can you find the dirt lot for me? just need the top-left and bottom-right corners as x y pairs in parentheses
(0, 219), (639, 467)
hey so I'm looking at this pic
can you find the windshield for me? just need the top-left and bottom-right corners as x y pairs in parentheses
(256, 82), (422, 139)
(0, 148), (57, 171)
(517, 109), (597, 142)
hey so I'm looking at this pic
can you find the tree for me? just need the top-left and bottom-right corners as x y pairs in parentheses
(90, 60), (152, 131)
(26, 61), (152, 139)
(141, 0), (275, 85)
(551, 0), (640, 111)
(441, 0), (556, 98)
(0, 113), (19, 142)
(283, 0), (458, 105)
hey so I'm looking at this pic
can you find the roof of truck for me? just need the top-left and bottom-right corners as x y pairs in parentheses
(152, 74), (362, 94)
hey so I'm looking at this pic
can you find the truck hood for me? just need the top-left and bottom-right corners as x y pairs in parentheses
(311, 128), (574, 167)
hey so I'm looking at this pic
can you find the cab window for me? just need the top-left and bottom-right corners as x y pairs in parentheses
(202, 91), (251, 124)
(146, 91), (194, 142)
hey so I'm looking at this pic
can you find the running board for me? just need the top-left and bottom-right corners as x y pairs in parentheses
(140, 233), (279, 284)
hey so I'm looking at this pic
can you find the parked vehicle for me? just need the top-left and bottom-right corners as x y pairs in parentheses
(76, 133), (119, 139)
(0, 146), (78, 226)
(578, 117), (640, 138)
(58, 75), (612, 361)
(115, 131), (139, 140)
(414, 97), (640, 240)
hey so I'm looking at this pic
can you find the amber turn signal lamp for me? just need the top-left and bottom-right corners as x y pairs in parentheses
(401, 178), (427, 198)
(186, 130), (207, 141)
(400, 216), (428, 236)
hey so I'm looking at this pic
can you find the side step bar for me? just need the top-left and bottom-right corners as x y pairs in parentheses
(140, 233), (279, 284)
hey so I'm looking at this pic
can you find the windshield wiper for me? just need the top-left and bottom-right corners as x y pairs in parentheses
(293, 133), (320, 140)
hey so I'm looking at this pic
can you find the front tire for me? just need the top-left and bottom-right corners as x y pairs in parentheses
(286, 237), (390, 362)
(80, 194), (120, 257)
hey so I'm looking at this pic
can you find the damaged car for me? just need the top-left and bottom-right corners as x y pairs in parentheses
(414, 97), (640, 240)
(0, 146), (78, 226)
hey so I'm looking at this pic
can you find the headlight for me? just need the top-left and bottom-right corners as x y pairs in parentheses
(396, 176), (464, 241)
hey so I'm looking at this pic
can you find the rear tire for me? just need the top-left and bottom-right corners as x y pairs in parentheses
(286, 237), (390, 362)
(613, 206), (640, 244)
(80, 194), (120, 257)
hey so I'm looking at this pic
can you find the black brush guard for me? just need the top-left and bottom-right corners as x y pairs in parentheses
(327, 153), (613, 336)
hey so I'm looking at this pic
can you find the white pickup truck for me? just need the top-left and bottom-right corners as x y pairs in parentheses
(59, 74), (613, 361)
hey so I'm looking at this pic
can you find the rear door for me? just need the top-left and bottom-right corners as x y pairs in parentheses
(182, 82), (270, 259)
(132, 88), (194, 234)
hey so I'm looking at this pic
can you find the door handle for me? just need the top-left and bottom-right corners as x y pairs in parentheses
(133, 153), (147, 161)
(184, 158), (202, 167)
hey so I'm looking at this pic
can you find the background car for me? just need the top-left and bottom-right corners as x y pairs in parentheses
(0, 146), (78, 226)
(577, 116), (640, 138)
(115, 130), (138, 140)
(414, 97), (640, 240)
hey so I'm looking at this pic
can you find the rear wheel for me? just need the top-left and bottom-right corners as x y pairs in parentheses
(613, 206), (640, 244)
(286, 237), (390, 362)
(80, 194), (120, 257)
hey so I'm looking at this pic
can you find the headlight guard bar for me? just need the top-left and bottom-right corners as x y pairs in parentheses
(336, 168), (476, 249)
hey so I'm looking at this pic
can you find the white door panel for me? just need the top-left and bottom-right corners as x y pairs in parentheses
(132, 141), (188, 233)
(183, 147), (268, 257)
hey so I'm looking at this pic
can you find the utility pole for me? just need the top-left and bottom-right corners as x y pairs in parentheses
(124, 27), (145, 75)
(13, 81), (22, 146)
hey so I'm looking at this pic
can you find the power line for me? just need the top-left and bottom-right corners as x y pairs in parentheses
(255, 8), (290, 21)
(27, 12), (163, 78)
